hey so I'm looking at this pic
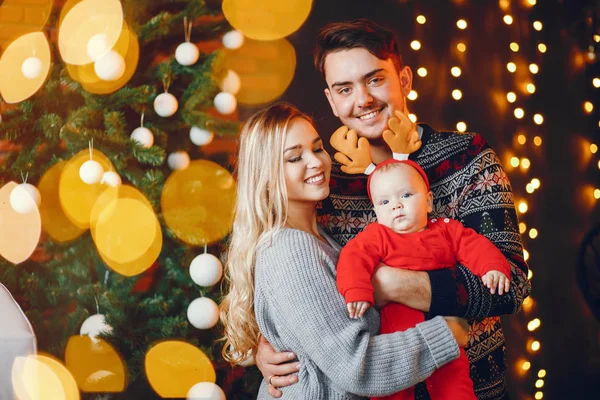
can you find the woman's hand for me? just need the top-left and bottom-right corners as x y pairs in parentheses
(443, 316), (470, 348)
(255, 336), (301, 397)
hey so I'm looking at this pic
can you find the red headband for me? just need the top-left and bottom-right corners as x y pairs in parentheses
(366, 159), (430, 202)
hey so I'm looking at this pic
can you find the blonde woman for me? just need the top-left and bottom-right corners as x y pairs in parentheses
(220, 102), (468, 399)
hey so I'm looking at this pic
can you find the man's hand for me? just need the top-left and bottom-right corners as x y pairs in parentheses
(255, 336), (300, 397)
(382, 110), (422, 155)
(347, 301), (370, 319)
(371, 265), (431, 312)
(482, 270), (510, 295)
(443, 316), (470, 348)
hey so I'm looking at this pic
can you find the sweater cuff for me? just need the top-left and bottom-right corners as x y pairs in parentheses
(416, 316), (460, 369)
(426, 268), (458, 318)
(344, 288), (374, 305)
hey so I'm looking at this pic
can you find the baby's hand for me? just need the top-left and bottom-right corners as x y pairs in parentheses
(347, 301), (370, 319)
(482, 270), (510, 295)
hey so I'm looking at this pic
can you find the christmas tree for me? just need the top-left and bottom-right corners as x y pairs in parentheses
(0, 0), (257, 398)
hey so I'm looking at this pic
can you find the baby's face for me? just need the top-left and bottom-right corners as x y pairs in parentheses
(370, 164), (433, 234)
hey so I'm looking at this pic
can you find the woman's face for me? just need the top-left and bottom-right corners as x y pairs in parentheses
(283, 117), (332, 206)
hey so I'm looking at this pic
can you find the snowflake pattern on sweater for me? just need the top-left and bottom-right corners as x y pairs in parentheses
(317, 124), (531, 400)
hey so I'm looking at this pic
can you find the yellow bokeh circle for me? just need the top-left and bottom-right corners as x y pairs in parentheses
(222, 37), (296, 105)
(222, 0), (312, 41)
(0, 0), (53, 50)
(161, 160), (236, 245)
(38, 161), (86, 243)
(11, 354), (80, 400)
(145, 340), (216, 398)
(59, 149), (114, 229)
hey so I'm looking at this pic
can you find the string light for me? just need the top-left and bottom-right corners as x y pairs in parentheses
(590, 144), (598, 154)
(593, 78), (600, 88)
(416, 15), (426, 24)
(535, 392), (543, 400)
(511, 157), (520, 167)
(456, 122), (467, 132)
(536, 379), (545, 388)
(538, 370), (547, 378)
(457, 19), (467, 29)
(531, 178), (541, 189)
(507, 62), (517, 72)
(411, 40), (421, 50)
(584, 101), (594, 113)
(524, 249), (530, 261)
(408, 113), (417, 123)
(598, 160), (600, 170)
(534, 136), (543, 146)
(452, 89), (463, 100)
(517, 134), (526, 144)
(529, 63), (539, 74)
(527, 84), (536, 94)
(499, 0), (510, 10)
(526, 184), (534, 193)
(531, 341), (541, 351)
(510, 42), (520, 52)
(521, 158), (531, 169)
(533, 21), (543, 31)
(518, 201), (528, 214)
(594, 189), (600, 200)
(529, 228), (538, 239)
(457, 42), (467, 52)
(522, 361), (531, 371)
(519, 222), (527, 234)
(528, 0), (537, 5)
(507, 92), (517, 103)
(408, 90), (418, 100)
(451, 66), (462, 77)
(533, 114), (544, 124)
(417, 67), (428, 77)
(538, 43), (547, 53)
(527, 318), (541, 331)
(514, 108), (525, 119)
(503, 15), (513, 25)
(595, 35), (600, 42)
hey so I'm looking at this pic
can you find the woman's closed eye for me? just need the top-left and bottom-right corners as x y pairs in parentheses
(287, 148), (324, 163)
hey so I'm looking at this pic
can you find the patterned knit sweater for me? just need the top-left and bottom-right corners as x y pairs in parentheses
(254, 227), (460, 399)
(317, 124), (532, 400)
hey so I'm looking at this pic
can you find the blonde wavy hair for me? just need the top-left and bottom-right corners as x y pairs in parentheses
(220, 103), (313, 365)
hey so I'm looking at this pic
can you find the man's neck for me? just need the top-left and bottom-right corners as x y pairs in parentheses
(370, 143), (393, 164)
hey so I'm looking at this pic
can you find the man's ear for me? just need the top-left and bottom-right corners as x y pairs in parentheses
(324, 88), (339, 117)
(426, 191), (433, 213)
(399, 66), (413, 98)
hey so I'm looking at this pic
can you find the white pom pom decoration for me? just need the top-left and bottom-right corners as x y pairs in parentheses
(189, 253), (223, 287)
(79, 160), (105, 184)
(187, 382), (226, 400)
(154, 92), (178, 117)
(80, 314), (113, 343)
(219, 69), (241, 95)
(9, 183), (41, 214)
(167, 151), (190, 170)
(187, 297), (219, 330)
(131, 127), (154, 148)
(87, 33), (109, 61)
(94, 51), (126, 81)
(21, 57), (43, 79)
(213, 92), (237, 115)
(101, 171), (122, 187)
(222, 30), (244, 50)
(175, 42), (200, 66)
(190, 126), (214, 146)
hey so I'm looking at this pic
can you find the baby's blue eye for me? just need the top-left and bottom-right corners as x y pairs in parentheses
(381, 200), (389, 205)
(401, 193), (412, 198)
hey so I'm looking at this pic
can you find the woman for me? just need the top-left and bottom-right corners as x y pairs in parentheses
(220, 103), (467, 399)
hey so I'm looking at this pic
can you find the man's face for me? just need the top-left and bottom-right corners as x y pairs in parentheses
(323, 48), (412, 140)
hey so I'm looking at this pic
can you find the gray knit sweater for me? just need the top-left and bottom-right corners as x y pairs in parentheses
(254, 227), (460, 399)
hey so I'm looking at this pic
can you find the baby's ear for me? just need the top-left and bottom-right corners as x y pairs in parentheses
(426, 191), (434, 212)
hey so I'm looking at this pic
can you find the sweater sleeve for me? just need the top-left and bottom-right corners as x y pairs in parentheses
(259, 230), (460, 397)
(447, 220), (511, 277)
(337, 224), (385, 305)
(427, 139), (531, 319)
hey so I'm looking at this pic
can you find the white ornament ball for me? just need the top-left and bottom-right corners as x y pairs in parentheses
(190, 253), (223, 287)
(94, 50), (126, 81)
(21, 57), (42, 79)
(154, 92), (178, 117)
(87, 33), (109, 61)
(219, 69), (241, 95)
(187, 382), (226, 400)
(9, 183), (41, 214)
(101, 171), (122, 187)
(187, 297), (219, 330)
(130, 126), (154, 148)
(79, 160), (105, 184)
(167, 151), (190, 170)
(213, 92), (237, 115)
(175, 42), (200, 66)
(189, 126), (214, 146)
(222, 30), (244, 50)
(80, 314), (113, 343)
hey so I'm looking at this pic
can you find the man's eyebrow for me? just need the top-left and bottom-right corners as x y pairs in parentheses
(284, 137), (321, 153)
(330, 68), (386, 88)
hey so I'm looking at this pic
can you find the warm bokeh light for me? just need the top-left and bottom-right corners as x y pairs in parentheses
(503, 15), (513, 25)
(507, 62), (517, 72)
(526, 183), (534, 193)
(531, 178), (541, 189)
(11, 354), (80, 400)
(457, 42), (467, 52)
(456, 122), (467, 132)
(533, 21), (543, 31)
(538, 43), (547, 53)
(451, 66), (461, 77)
(65, 335), (126, 392)
(528, 269), (533, 279)
(529, 228), (538, 239)
(0, 0), (53, 49)
(594, 189), (600, 200)
(0, 32), (52, 103)
(590, 144), (598, 154)
(452, 89), (463, 100)
(507, 92), (517, 103)
(593, 78), (600, 88)
(145, 340), (216, 398)
(528, 0), (537, 5)
(408, 113), (417, 123)
(521, 158), (531, 169)
(522, 361), (531, 371)
(535, 392), (544, 400)
(511, 157), (520, 167)
(514, 108), (524, 119)
(517, 134), (527, 144)
(223, 37), (296, 105)
(222, 0), (312, 40)
(584, 101), (594, 113)
(531, 340), (541, 351)
(598, 160), (600, 170)
(529, 63), (539, 74)
(595, 35), (600, 42)
(527, 318), (541, 331)
(536, 379), (545, 388)
(534, 136), (543, 146)
(457, 19), (467, 29)
(510, 42), (520, 52)
(534, 114), (544, 124)
(161, 160), (236, 245)
(0, 182), (42, 265)
(407, 90), (418, 100)
(411, 40), (421, 50)
(518, 201), (528, 214)
(527, 83), (536, 93)
(519, 222), (527, 234)
(417, 67), (428, 77)
(524, 249), (530, 261)
(417, 15), (427, 24)
(538, 369), (547, 378)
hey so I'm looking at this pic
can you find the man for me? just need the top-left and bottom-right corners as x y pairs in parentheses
(256, 19), (531, 400)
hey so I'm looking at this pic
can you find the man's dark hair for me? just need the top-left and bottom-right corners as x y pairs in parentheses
(314, 18), (404, 82)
